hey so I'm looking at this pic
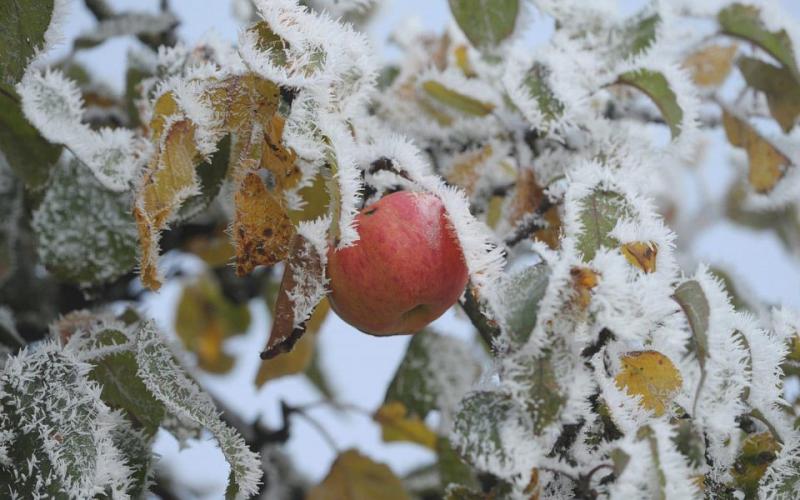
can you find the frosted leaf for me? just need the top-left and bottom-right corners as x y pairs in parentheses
(17, 69), (146, 191)
(109, 420), (154, 498)
(134, 322), (261, 498)
(385, 330), (482, 428)
(32, 158), (139, 287)
(0, 0), (63, 91)
(0, 342), (134, 498)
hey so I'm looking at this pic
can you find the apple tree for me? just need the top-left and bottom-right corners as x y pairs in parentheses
(1, 0), (800, 498)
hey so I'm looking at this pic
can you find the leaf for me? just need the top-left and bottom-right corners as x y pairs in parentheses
(256, 297), (330, 386)
(308, 449), (410, 500)
(732, 432), (781, 497)
(288, 171), (331, 224)
(508, 350), (564, 433)
(636, 426), (667, 500)
(620, 241), (658, 273)
(261, 233), (326, 359)
(503, 263), (549, 346)
(232, 172), (295, 276)
(445, 144), (494, 195)
(618, 13), (660, 58)
(509, 168), (561, 249)
(0, 0), (54, 93)
(175, 273), (251, 374)
(452, 391), (530, 472)
(134, 322), (261, 499)
(454, 44), (476, 77)
(614, 350), (683, 416)
(448, 0), (519, 50)
(0, 342), (134, 497)
(385, 330), (481, 419)
(85, 328), (166, 436)
(522, 62), (564, 125)
(437, 437), (479, 491)
(673, 280), (710, 368)
(33, 158), (139, 286)
(737, 56), (800, 133)
(617, 69), (683, 138)
(722, 109), (790, 194)
(724, 179), (800, 251)
(683, 44), (739, 87)
(260, 114), (300, 191)
(73, 11), (178, 50)
(577, 189), (628, 262)
(373, 401), (438, 449)
(110, 423), (154, 498)
(671, 419), (705, 469)
(421, 80), (495, 117)
(718, 4), (799, 81)
(178, 134), (232, 220)
(0, 91), (61, 189)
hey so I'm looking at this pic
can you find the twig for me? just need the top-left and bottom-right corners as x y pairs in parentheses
(503, 197), (554, 248)
(458, 282), (501, 351)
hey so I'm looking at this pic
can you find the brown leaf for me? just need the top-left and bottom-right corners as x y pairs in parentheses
(570, 266), (598, 309)
(620, 241), (658, 273)
(308, 449), (410, 500)
(722, 109), (791, 193)
(260, 114), (300, 190)
(261, 234), (326, 359)
(232, 172), (295, 276)
(445, 145), (494, 195)
(683, 44), (738, 87)
(510, 168), (561, 249)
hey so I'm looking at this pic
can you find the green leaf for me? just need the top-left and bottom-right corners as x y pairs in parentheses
(0, 0), (55, 93)
(437, 436), (479, 491)
(85, 328), (166, 436)
(672, 280), (710, 368)
(503, 263), (549, 346)
(422, 80), (495, 117)
(619, 13), (660, 58)
(135, 322), (261, 498)
(577, 189), (628, 262)
(522, 63), (564, 125)
(452, 391), (530, 472)
(385, 330), (481, 418)
(718, 3), (798, 81)
(32, 158), (139, 286)
(124, 64), (150, 128)
(110, 420), (154, 497)
(671, 420), (704, 469)
(448, 0), (519, 50)
(737, 56), (800, 133)
(0, 91), (61, 189)
(617, 69), (683, 138)
(509, 350), (564, 432)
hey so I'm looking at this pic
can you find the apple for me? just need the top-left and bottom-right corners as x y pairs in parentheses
(327, 191), (469, 335)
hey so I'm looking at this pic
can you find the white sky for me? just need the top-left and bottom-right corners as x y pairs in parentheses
(45, 1), (800, 498)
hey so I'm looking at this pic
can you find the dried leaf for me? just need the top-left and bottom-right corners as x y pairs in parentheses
(684, 44), (738, 87)
(421, 80), (495, 117)
(453, 44), (476, 77)
(446, 145), (493, 195)
(308, 449), (410, 500)
(737, 56), (800, 133)
(289, 172), (330, 224)
(510, 169), (561, 249)
(722, 109), (790, 193)
(374, 401), (437, 449)
(260, 114), (300, 191)
(571, 266), (598, 309)
(261, 234), (326, 359)
(732, 432), (781, 497)
(614, 350), (682, 416)
(256, 298), (330, 386)
(620, 241), (658, 273)
(232, 172), (295, 276)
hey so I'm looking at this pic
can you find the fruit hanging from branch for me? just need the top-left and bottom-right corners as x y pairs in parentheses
(327, 191), (469, 336)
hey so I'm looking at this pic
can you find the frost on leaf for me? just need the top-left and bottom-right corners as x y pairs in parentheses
(385, 330), (481, 425)
(501, 263), (549, 347)
(32, 158), (139, 287)
(0, 342), (135, 497)
(576, 189), (629, 262)
(135, 322), (261, 498)
(616, 69), (684, 139)
(722, 109), (791, 194)
(0, 0), (55, 93)
(613, 350), (682, 417)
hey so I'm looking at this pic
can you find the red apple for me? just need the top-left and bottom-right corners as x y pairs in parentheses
(327, 191), (469, 336)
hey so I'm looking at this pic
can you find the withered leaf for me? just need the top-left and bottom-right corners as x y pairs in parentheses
(373, 401), (438, 449)
(614, 350), (682, 416)
(722, 109), (791, 193)
(620, 241), (658, 273)
(233, 172), (295, 276)
(683, 44), (738, 87)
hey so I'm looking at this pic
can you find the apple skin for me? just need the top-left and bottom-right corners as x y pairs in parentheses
(327, 191), (469, 336)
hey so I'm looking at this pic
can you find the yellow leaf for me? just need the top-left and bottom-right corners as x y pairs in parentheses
(683, 45), (738, 87)
(373, 401), (438, 449)
(232, 172), (295, 276)
(421, 80), (495, 116)
(135, 118), (200, 290)
(509, 169), (561, 249)
(260, 114), (299, 191)
(620, 241), (658, 273)
(722, 110), (790, 194)
(570, 266), (598, 309)
(288, 172), (330, 224)
(308, 449), (411, 500)
(445, 145), (494, 195)
(614, 350), (682, 416)
(453, 44), (477, 77)
(485, 195), (504, 229)
(175, 273), (251, 373)
(255, 298), (330, 386)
